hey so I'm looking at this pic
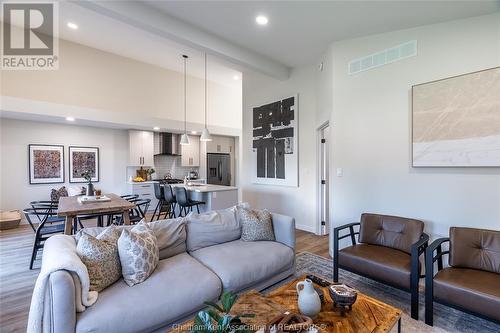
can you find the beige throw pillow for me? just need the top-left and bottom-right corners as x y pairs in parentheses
(118, 221), (159, 287)
(76, 225), (122, 292)
(239, 208), (275, 242)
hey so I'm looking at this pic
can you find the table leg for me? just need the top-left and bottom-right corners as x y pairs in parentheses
(64, 216), (74, 235)
(398, 317), (401, 333)
(122, 210), (131, 225)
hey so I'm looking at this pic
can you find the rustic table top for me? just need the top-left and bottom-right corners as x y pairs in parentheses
(57, 193), (135, 216)
(170, 275), (402, 333)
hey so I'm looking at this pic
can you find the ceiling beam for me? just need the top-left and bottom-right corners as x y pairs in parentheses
(74, 1), (290, 80)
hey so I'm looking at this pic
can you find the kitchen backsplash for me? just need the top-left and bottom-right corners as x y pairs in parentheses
(153, 155), (199, 179)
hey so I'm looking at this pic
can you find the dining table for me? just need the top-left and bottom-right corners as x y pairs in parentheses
(58, 193), (136, 235)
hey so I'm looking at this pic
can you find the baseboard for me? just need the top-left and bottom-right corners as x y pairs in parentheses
(295, 224), (316, 233)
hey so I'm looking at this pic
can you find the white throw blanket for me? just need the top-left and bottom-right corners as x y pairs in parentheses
(27, 235), (98, 333)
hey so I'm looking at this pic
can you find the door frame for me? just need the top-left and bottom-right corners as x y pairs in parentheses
(316, 121), (330, 235)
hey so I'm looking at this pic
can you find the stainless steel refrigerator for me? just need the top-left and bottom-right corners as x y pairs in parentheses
(207, 153), (231, 186)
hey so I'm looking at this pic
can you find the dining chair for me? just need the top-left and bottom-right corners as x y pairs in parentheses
(28, 200), (67, 232)
(23, 207), (66, 269)
(113, 198), (151, 225)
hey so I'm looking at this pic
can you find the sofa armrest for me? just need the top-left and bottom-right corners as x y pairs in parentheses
(43, 270), (77, 332)
(272, 213), (295, 251)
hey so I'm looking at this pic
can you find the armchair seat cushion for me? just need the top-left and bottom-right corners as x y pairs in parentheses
(338, 244), (411, 289)
(434, 267), (500, 321)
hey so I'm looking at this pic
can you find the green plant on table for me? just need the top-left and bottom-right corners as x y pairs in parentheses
(191, 291), (254, 333)
(80, 170), (93, 184)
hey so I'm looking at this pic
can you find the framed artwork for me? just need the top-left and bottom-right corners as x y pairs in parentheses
(69, 146), (99, 183)
(28, 144), (64, 184)
(412, 67), (500, 167)
(251, 94), (298, 186)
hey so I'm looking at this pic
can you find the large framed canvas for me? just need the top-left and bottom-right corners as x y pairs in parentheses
(69, 146), (99, 183)
(28, 144), (64, 184)
(412, 67), (500, 167)
(252, 95), (298, 186)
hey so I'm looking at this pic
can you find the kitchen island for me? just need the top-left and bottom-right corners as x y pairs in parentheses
(171, 184), (238, 213)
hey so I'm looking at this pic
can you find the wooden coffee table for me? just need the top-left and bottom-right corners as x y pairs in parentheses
(171, 275), (402, 333)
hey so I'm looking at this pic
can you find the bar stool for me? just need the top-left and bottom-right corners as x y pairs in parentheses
(174, 187), (205, 216)
(162, 185), (177, 219)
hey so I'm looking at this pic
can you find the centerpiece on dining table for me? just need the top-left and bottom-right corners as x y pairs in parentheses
(78, 170), (110, 203)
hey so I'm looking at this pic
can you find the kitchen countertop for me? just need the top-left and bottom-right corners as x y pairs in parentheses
(127, 181), (158, 185)
(171, 184), (238, 193)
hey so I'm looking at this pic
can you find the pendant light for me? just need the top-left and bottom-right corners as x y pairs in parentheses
(180, 54), (190, 145)
(200, 52), (212, 142)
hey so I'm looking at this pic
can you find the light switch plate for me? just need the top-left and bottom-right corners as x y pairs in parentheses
(336, 168), (343, 177)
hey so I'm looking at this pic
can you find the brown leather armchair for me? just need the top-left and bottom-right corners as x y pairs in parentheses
(425, 227), (500, 326)
(333, 213), (429, 320)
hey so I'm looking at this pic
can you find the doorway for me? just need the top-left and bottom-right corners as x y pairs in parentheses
(317, 123), (330, 235)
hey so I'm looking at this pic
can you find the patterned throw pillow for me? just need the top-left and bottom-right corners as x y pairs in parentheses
(238, 208), (275, 242)
(76, 225), (122, 292)
(118, 221), (159, 287)
(50, 186), (68, 202)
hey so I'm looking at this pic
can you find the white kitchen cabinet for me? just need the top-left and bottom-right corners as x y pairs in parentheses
(129, 130), (154, 166)
(181, 135), (200, 167)
(127, 182), (158, 212)
(206, 136), (234, 154)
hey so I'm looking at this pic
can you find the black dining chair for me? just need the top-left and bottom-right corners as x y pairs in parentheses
(23, 207), (66, 269)
(112, 198), (151, 225)
(174, 187), (205, 216)
(28, 200), (69, 232)
(121, 194), (139, 201)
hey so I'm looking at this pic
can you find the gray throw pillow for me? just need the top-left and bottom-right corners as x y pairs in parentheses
(118, 221), (159, 287)
(239, 208), (275, 242)
(76, 225), (122, 292)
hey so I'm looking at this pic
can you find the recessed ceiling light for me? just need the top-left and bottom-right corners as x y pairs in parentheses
(153, 126), (160, 131)
(65, 116), (75, 122)
(67, 22), (78, 30)
(233, 75), (239, 80)
(255, 15), (268, 26)
(191, 130), (198, 135)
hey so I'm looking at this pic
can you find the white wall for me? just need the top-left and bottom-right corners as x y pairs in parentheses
(0, 119), (129, 217)
(241, 66), (319, 232)
(328, 13), (500, 249)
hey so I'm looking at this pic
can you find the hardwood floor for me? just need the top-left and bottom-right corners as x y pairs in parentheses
(0, 222), (330, 332)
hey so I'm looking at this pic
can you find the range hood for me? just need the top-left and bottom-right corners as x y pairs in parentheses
(156, 133), (181, 156)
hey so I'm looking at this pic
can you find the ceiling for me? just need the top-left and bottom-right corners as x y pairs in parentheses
(57, 1), (243, 88)
(143, 0), (500, 67)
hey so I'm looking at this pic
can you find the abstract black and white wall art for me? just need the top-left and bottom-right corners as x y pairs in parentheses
(252, 95), (298, 186)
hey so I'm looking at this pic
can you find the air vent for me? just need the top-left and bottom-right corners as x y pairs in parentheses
(348, 40), (417, 75)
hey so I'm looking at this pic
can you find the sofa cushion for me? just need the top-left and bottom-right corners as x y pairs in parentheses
(358, 213), (423, 254)
(449, 227), (500, 274)
(76, 253), (222, 333)
(76, 218), (186, 260)
(434, 267), (500, 321)
(76, 230), (122, 292)
(239, 208), (275, 242)
(190, 240), (294, 292)
(186, 207), (241, 252)
(338, 244), (411, 289)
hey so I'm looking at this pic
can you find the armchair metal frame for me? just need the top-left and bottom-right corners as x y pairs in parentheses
(424, 238), (500, 326)
(333, 222), (429, 320)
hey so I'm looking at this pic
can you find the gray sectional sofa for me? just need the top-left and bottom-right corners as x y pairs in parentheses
(39, 206), (296, 333)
